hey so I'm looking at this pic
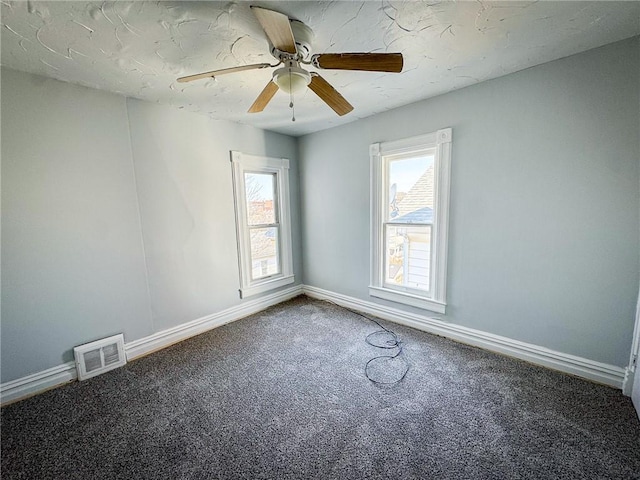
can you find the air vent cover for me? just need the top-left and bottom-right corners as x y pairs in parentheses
(73, 334), (126, 381)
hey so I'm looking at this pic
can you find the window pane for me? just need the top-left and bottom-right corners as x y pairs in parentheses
(250, 227), (280, 280)
(388, 154), (435, 223)
(245, 173), (276, 226)
(384, 224), (431, 292)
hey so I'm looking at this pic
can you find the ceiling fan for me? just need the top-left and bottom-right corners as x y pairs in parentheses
(177, 6), (403, 119)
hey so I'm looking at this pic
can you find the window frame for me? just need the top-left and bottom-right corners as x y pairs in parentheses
(231, 151), (294, 299)
(369, 128), (452, 313)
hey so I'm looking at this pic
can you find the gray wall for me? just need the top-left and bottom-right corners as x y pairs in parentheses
(299, 37), (640, 368)
(126, 98), (301, 331)
(2, 36), (638, 384)
(1, 68), (301, 383)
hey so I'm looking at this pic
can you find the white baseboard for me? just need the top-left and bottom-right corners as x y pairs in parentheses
(0, 362), (77, 406)
(125, 285), (303, 360)
(1, 285), (303, 406)
(303, 285), (626, 389)
(2, 283), (626, 406)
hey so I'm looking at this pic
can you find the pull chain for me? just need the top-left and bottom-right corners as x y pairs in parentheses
(289, 69), (295, 122)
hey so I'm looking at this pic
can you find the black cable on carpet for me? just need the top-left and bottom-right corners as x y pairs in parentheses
(325, 301), (410, 384)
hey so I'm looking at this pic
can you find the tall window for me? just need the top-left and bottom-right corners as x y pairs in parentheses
(370, 128), (452, 313)
(231, 152), (294, 298)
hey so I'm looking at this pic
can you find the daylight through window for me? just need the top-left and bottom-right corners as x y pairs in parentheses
(370, 129), (452, 313)
(385, 152), (435, 293)
(245, 172), (280, 280)
(231, 152), (294, 298)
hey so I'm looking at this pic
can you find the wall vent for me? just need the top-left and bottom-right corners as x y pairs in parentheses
(73, 334), (126, 381)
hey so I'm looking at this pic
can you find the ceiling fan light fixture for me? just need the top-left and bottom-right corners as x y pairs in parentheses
(273, 65), (311, 94)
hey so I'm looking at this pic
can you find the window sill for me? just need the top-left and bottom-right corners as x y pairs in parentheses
(240, 275), (295, 299)
(369, 286), (446, 314)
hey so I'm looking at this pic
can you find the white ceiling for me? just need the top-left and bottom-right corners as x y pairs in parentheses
(2, 1), (639, 136)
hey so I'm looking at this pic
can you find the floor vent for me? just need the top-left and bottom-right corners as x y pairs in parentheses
(73, 334), (127, 381)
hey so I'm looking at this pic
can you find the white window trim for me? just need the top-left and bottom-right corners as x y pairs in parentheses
(231, 151), (294, 299)
(369, 128), (452, 314)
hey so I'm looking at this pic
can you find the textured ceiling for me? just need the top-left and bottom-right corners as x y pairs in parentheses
(2, 1), (639, 136)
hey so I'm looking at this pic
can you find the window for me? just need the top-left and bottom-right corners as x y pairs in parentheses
(370, 128), (452, 313)
(231, 151), (294, 298)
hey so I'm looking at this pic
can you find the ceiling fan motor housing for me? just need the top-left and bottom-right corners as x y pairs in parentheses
(270, 20), (314, 61)
(291, 21), (314, 60)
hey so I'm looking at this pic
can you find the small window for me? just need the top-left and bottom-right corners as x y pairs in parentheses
(370, 129), (452, 313)
(231, 152), (294, 298)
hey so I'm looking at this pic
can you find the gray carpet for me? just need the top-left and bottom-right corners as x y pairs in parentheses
(2, 295), (639, 479)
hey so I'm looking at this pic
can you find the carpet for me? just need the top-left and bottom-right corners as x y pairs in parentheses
(2, 295), (639, 479)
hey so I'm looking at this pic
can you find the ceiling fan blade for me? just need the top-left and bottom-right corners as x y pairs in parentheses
(250, 6), (297, 55)
(308, 73), (353, 116)
(312, 53), (404, 73)
(177, 63), (272, 83)
(248, 81), (280, 113)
